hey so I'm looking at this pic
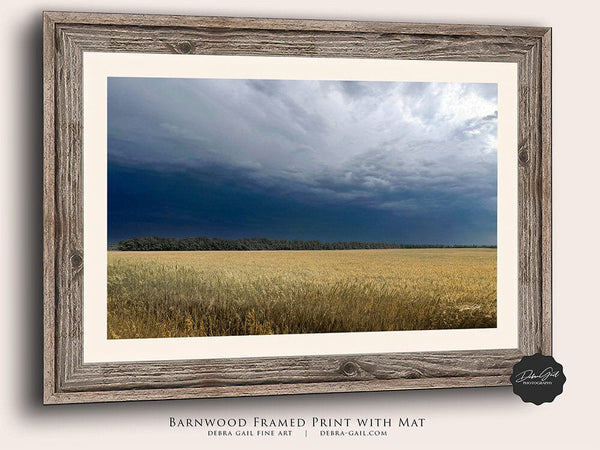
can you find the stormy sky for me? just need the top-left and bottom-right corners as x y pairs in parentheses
(107, 77), (498, 245)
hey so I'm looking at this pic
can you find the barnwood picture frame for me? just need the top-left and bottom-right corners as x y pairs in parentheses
(43, 11), (551, 404)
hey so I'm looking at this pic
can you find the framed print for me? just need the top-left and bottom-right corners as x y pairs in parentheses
(43, 12), (551, 404)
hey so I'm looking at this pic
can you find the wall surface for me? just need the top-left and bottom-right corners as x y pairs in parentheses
(1, 1), (598, 449)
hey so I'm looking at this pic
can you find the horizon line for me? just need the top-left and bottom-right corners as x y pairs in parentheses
(109, 235), (497, 249)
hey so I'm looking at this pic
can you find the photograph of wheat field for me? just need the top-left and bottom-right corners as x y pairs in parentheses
(107, 76), (498, 339)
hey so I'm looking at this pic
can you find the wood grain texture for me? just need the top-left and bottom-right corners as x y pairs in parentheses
(46, 375), (512, 405)
(56, 24), (534, 62)
(42, 12), (57, 405)
(59, 350), (522, 392)
(42, 12), (552, 404)
(540, 29), (552, 356)
(42, 11), (550, 37)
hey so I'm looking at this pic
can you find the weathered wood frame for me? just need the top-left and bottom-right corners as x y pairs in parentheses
(43, 11), (551, 404)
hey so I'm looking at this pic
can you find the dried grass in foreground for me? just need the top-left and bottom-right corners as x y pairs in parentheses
(107, 248), (496, 338)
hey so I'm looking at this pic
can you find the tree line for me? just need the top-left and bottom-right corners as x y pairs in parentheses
(115, 236), (496, 251)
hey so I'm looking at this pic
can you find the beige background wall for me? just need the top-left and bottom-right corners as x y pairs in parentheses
(1, 1), (597, 448)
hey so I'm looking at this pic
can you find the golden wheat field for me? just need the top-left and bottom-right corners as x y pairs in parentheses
(107, 248), (496, 339)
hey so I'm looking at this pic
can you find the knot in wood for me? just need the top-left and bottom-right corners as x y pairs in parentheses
(177, 41), (194, 54)
(518, 148), (529, 165)
(340, 361), (359, 377)
(70, 252), (82, 267)
(70, 251), (83, 273)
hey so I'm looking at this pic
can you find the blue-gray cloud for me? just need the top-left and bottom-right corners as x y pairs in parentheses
(108, 77), (497, 244)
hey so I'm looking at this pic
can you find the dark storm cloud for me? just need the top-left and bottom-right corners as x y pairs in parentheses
(108, 77), (498, 244)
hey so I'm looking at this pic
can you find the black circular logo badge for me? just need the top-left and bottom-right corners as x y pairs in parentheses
(510, 353), (566, 405)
